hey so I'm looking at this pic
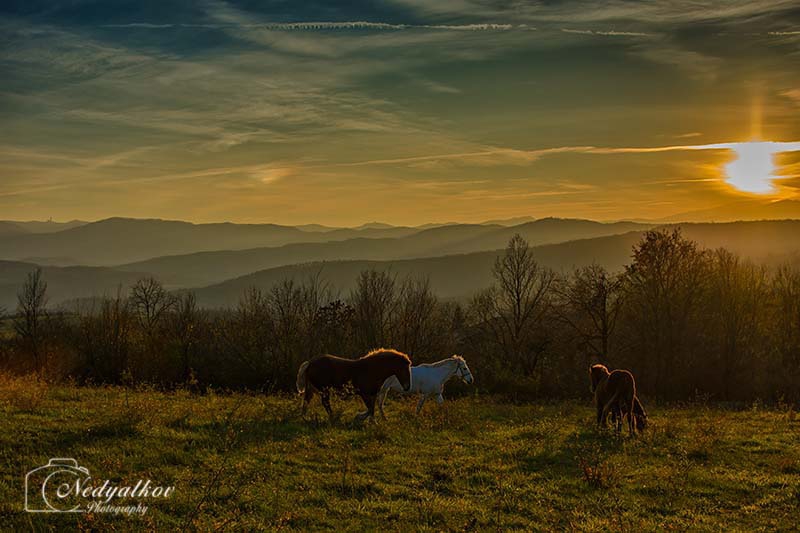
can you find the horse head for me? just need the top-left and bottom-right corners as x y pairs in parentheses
(588, 363), (610, 393)
(453, 355), (474, 385)
(397, 360), (412, 391)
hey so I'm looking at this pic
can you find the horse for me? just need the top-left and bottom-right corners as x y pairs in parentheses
(589, 364), (637, 436)
(296, 348), (412, 422)
(377, 355), (474, 418)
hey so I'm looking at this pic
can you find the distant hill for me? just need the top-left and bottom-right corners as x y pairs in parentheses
(354, 222), (395, 230)
(1, 219), (88, 234)
(189, 220), (800, 307)
(118, 219), (651, 288)
(0, 217), (421, 266)
(432, 218), (648, 255)
(0, 260), (146, 311)
(3, 219), (800, 310)
(660, 198), (800, 223)
(480, 215), (539, 226)
(188, 232), (647, 307)
(0, 222), (28, 236)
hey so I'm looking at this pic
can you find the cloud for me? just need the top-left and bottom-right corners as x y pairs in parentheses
(632, 42), (722, 82)
(101, 21), (514, 31)
(781, 89), (800, 106)
(291, 141), (800, 170)
(561, 29), (651, 37)
(388, 0), (800, 25)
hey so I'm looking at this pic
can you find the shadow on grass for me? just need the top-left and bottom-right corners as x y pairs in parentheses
(517, 425), (627, 477)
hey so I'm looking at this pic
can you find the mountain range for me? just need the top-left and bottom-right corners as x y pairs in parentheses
(1, 217), (800, 310)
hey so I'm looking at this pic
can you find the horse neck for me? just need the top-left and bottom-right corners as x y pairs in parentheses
(433, 358), (459, 382)
(594, 372), (610, 394)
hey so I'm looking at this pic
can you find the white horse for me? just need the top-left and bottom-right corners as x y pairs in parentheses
(378, 355), (474, 418)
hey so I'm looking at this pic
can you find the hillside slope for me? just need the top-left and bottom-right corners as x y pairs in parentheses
(0, 261), (147, 310)
(190, 220), (800, 307)
(0, 218), (421, 266)
(119, 219), (651, 288)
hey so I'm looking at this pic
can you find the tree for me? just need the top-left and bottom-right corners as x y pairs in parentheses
(706, 249), (767, 399)
(349, 270), (399, 350)
(393, 277), (438, 357)
(77, 287), (133, 383)
(169, 292), (205, 384)
(130, 277), (176, 334)
(470, 234), (556, 376)
(14, 268), (48, 373)
(770, 263), (800, 397)
(623, 228), (709, 397)
(556, 264), (624, 363)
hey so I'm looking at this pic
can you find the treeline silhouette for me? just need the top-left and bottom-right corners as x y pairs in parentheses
(2, 228), (799, 401)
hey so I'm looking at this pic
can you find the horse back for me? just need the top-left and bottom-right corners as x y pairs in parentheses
(305, 354), (354, 390)
(607, 370), (636, 403)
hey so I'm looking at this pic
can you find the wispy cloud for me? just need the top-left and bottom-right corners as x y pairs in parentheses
(561, 29), (651, 37)
(102, 21), (515, 31)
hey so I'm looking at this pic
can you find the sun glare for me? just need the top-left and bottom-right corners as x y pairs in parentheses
(712, 141), (800, 195)
(724, 142), (781, 194)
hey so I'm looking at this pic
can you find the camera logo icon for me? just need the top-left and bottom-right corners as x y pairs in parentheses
(25, 458), (90, 513)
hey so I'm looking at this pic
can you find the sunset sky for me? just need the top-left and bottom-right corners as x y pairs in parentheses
(2, 1), (800, 226)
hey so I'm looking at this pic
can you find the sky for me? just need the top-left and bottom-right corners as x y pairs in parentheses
(2, 1), (800, 226)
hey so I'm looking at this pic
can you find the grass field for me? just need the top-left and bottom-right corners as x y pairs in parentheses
(1, 374), (799, 532)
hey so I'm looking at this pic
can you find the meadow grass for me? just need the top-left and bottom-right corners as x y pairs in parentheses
(1, 374), (798, 532)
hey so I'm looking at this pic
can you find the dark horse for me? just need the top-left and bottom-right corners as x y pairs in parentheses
(589, 364), (638, 436)
(296, 348), (412, 422)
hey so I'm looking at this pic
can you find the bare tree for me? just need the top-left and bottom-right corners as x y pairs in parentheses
(770, 263), (800, 392)
(14, 268), (48, 373)
(349, 269), (399, 350)
(555, 264), (624, 363)
(170, 292), (205, 383)
(471, 234), (556, 376)
(77, 287), (133, 382)
(707, 249), (768, 399)
(394, 277), (438, 357)
(130, 277), (176, 334)
(267, 276), (331, 383)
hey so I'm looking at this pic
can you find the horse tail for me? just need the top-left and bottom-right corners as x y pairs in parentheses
(296, 360), (311, 394)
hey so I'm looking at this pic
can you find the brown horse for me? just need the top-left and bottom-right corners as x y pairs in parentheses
(296, 348), (412, 422)
(589, 364), (637, 435)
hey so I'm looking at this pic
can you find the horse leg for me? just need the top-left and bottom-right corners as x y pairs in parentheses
(601, 392), (619, 430)
(354, 393), (376, 424)
(416, 395), (428, 415)
(377, 387), (389, 420)
(320, 391), (334, 421)
(627, 397), (635, 436)
(301, 386), (314, 415)
(364, 394), (376, 423)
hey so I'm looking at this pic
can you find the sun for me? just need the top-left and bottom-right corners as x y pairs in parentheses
(712, 141), (800, 195)
(723, 142), (782, 194)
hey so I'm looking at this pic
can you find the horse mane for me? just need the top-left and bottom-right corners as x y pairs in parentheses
(419, 355), (464, 368)
(362, 348), (412, 364)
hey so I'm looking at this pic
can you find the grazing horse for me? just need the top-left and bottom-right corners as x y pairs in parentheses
(296, 348), (412, 422)
(589, 364), (637, 436)
(377, 355), (474, 418)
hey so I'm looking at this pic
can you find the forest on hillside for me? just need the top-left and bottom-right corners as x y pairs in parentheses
(2, 228), (799, 402)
